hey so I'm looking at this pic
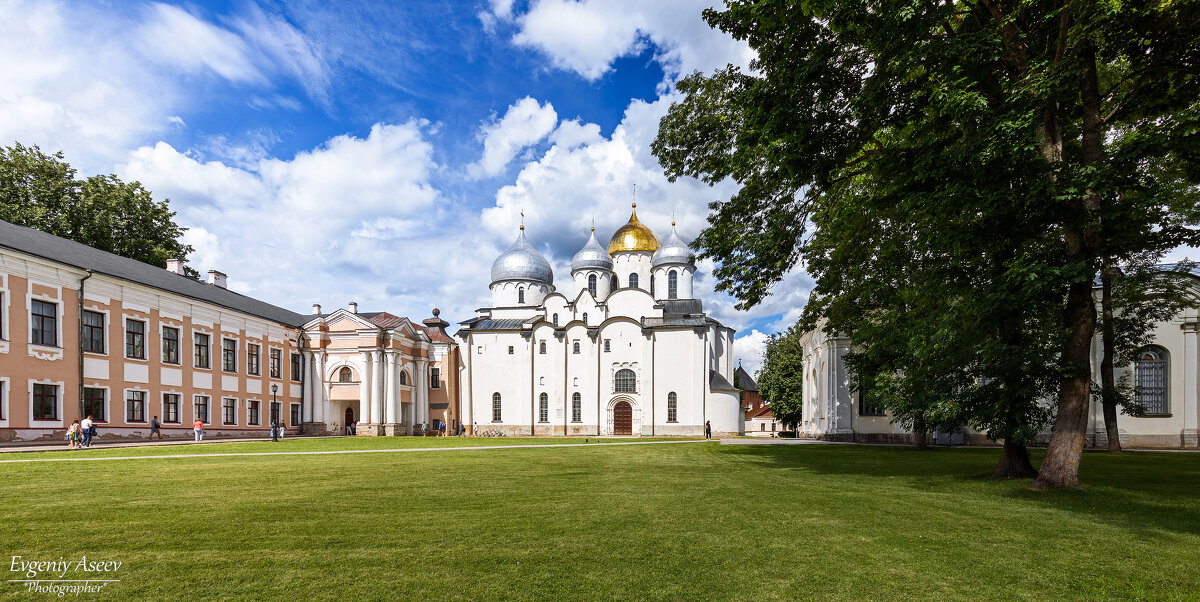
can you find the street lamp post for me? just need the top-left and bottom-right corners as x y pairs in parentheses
(270, 383), (279, 442)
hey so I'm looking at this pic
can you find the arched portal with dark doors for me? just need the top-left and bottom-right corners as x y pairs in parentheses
(345, 407), (354, 429)
(613, 401), (633, 435)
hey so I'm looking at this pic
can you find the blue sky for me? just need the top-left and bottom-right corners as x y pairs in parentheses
(0, 0), (816, 374)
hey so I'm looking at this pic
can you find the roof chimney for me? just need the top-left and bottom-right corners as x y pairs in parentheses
(166, 258), (186, 275)
(349, 301), (358, 314)
(207, 270), (227, 289)
(312, 303), (322, 315)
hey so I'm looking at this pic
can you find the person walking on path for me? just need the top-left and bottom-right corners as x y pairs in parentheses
(704, 420), (712, 440)
(150, 416), (162, 440)
(81, 415), (94, 448)
(193, 418), (204, 442)
(278, 421), (286, 440)
(439, 421), (446, 437)
(421, 421), (428, 437)
(66, 419), (82, 450)
(270, 419), (279, 442)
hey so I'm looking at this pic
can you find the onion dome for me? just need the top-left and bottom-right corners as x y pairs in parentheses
(491, 230), (554, 285)
(572, 229), (613, 271)
(652, 222), (693, 267)
(607, 204), (660, 254)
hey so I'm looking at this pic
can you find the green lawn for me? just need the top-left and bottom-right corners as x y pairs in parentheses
(1, 441), (1197, 600)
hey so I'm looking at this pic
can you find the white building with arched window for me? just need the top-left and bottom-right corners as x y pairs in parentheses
(796, 267), (1200, 449)
(456, 205), (743, 436)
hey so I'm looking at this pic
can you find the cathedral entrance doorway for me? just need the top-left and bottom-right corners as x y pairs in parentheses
(613, 401), (632, 435)
(345, 407), (355, 433)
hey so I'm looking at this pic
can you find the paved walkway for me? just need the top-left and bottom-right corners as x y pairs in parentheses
(0, 439), (714, 463)
(0, 435), (342, 453)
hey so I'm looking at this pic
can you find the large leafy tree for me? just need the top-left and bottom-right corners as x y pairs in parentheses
(653, 1), (1199, 488)
(756, 327), (805, 430)
(0, 143), (195, 274)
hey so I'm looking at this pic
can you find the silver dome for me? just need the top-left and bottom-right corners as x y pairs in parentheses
(652, 224), (693, 267)
(491, 230), (554, 285)
(571, 230), (613, 271)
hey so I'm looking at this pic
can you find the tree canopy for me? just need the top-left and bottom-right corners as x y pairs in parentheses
(654, 0), (1200, 488)
(756, 326), (805, 430)
(0, 142), (195, 275)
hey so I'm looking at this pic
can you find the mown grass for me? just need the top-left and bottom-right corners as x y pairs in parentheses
(1, 441), (1197, 600)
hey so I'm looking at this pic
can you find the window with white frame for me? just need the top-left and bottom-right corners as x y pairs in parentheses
(81, 310), (105, 353)
(269, 349), (281, 378)
(194, 333), (210, 369)
(126, 391), (146, 423)
(83, 387), (106, 421)
(30, 300), (58, 346)
(162, 393), (180, 423)
(290, 403), (301, 427)
(194, 395), (210, 423)
(248, 400), (261, 425)
(222, 338), (237, 372)
(1135, 346), (1169, 415)
(222, 398), (237, 425)
(629, 273), (639, 289)
(667, 392), (678, 423)
(32, 383), (58, 420)
(430, 367), (441, 389)
(162, 327), (180, 364)
(247, 343), (260, 376)
(125, 319), (146, 359)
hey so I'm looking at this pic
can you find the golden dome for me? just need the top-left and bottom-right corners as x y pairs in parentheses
(607, 204), (660, 253)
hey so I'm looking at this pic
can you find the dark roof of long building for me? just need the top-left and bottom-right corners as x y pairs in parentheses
(0, 219), (307, 327)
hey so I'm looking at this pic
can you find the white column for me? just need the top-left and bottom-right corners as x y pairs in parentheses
(384, 351), (398, 425)
(362, 351), (375, 424)
(1185, 324), (1198, 448)
(372, 350), (384, 425)
(317, 352), (327, 424)
(303, 351), (316, 424)
(416, 358), (429, 425)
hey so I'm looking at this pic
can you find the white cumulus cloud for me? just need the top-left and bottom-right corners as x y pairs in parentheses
(471, 96), (559, 178)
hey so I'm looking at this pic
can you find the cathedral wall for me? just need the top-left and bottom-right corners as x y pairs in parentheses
(612, 252), (652, 293)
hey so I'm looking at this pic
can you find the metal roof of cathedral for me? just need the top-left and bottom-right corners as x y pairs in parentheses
(735, 366), (759, 392)
(0, 218), (307, 327)
(571, 229), (613, 271)
(607, 204), (660, 254)
(491, 229), (554, 285)
(651, 223), (692, 267)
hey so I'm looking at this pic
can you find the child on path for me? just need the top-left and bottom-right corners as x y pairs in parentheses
(150, 416), (162, 439)
(66, 419), (82, 450)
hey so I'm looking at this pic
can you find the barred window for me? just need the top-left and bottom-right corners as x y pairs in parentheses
(667, 392), (678, 423)
(1135, 346), (1169, 415)
(582, 312), (588, 324)
(518, 288), (525, 304)
(492, 393), (502, 422)
(539, 393), (549, 423)
(587, 274), (597, 297)
(552, 313), (558, 326)
(539, 341), (547, 354)
(572, 393), (582, 423)
(126, 391), (146, 422)
(668, 270), (678, 299)
(573, 341), (580, 354)
(82, 310), (105, 353)
(615, 369), (636, 393)
(858, 387), (886, 416)
(31, 300), (57, 346)
(339, 366), (353, 382)
(126, 319), (146, 359)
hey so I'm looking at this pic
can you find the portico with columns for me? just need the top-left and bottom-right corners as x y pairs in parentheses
(299, 305), (459, 436)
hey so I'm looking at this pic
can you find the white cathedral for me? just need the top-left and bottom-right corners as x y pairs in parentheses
(455, 205), (743, 436)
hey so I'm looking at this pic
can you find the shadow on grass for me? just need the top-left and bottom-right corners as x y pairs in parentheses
(718, 443), (1200, 537)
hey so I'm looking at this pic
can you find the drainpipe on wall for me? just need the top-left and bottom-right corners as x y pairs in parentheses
(77, 269), (93, 420)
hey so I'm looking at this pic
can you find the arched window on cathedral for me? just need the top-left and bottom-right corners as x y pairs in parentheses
(1135, 346), (1169, 415)
(615, 368), (636, 393)
(582, 312), (588, 324)
(629, 273), (639, 289)
(539, 393), (549, 423)
(539, 341), (547, 354)
(338, 367), (353, 382)
(552, 313), (558, 326)
(588, 274), (597, 297)
(572, 393), (582, 423)
(573, 341), (581, 354)
(667, 392), (678, 423)
(668, 270), (678, 299)
(518, 287), (525, 304)
(399, 371), (408, 386)
(492, 393), (502, 422)
(612, 274), (619, 289)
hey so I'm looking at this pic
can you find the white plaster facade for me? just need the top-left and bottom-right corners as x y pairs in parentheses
(457, 208), (743, 437)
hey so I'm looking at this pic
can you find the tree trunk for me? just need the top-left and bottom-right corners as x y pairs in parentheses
(913, 415), (928, 450)
(993, 440), (1038, 478)
(1033, 45), (1103, 490)
(1100, 263), (1122, 453)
